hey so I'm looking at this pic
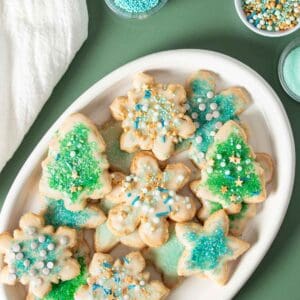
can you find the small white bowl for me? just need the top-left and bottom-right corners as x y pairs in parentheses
(234, 0), (300, 37)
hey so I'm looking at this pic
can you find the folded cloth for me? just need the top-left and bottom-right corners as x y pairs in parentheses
(0, 0), (88, 172)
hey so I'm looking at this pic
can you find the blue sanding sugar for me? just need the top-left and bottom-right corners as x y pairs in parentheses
(114, 0), (160, 13)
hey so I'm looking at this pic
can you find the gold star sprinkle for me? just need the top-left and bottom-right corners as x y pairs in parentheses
(229, 155), (236, 163)
(230, 195), (237, 202)
(235, 177), (243, 187)
(221, 186), (228, 194)
(207, 159), (215, 166)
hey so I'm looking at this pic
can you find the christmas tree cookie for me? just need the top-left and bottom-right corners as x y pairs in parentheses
(106, 151), (196, 247)
(176, 210), (249, 285)
(191, 121), (266, 214)
(40, 113), (112, 211)
(75, 251), (169, 300)
(0, 213), (80, 298)
(177, 70), (250, 167)
(110, 72), (195, 161)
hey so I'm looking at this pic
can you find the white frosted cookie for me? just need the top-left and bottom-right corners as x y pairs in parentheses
(110, 72), (195, 161)
(177, 70), (250, 168)
(106, 151), (196, 247)
(0, 213), (80, 298)
(75, 251), (169, 300)
(176, 210), (250, 285)
(40, 113), (111, 211)
(191, 121), (267, 214)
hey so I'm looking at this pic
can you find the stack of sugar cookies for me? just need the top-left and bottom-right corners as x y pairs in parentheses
(0, 71), (273, 299)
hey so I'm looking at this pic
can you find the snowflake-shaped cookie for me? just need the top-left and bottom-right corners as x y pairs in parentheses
(106, 151), (196, 247)
(40, 113), (112, 211)
(191, 121), (266, 214)
(110, 73), (195, 161)
(176, 210), (250, 285)
(178, 70), (250, 167)
(75, 251), (169, 300)
(0, 213), (80, 298)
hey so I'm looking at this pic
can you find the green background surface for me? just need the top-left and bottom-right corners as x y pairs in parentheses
(0, 0), (299, 299)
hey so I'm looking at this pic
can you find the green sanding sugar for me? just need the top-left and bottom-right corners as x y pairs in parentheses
(206, 132), (262, 204)
(114, 0), (160, 13)
(44, 199), (92, 229)
(47, 123), (103, 203)
(283, 46), (300, 97)
(186, 227), (232, 271)
(41, 256), (87, 300)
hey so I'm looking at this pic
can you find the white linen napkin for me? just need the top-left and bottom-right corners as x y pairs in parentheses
(0, 0), (88, 172)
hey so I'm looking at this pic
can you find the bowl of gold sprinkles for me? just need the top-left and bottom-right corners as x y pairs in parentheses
(235, 0), (300, 37)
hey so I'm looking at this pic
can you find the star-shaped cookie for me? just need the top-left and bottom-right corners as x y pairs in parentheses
(176, 210), (249, 284)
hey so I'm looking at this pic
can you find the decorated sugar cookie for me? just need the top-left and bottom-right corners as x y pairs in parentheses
(40, 113), (112, 211)
(177, 70), (250, 167)
(191, 121), (266, 214)
(143, 224), (184, 288)
(106, 151), (196, 247)
(197, 152), (273, 236)
(110, 72), (195, 161)
(26, 238), (89, 300)
(43, 198), (106, 230)
(99, 119), (134, 174)
(75, 251), (169, 300)
(0, 213), (80, 298)
(95, 173), (146, 252)
(176, 210), (250, 285)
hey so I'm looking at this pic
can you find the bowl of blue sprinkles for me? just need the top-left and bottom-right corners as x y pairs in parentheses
(105, 0), (168, 19)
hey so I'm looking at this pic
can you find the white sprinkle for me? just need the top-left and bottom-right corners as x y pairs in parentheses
(142, 205), (149, 213)
(12, 244), (20, 253)
(16, 253), (24, 260)
(38, 235), (46, 243)
(186, 204), (192, 209)
(210, 103), (217, 110)
(31, 242), (38, 250)
(142, 105), (148, 112)
(236, 144), (242, 150)
(191, 112), (198, 119)
(220, 161), (226, 167)
(216, 154), (222, 160)
(70, 151), (76, 158)
(23, 260), (30, 268)
(184, 103), (190, 110)
(153, 217), (160, 224)
(40, 250), (47, 257)
(212, 111), (220, 118)
(199, 104), (206, 111)
(205, 113), (212, 121)
(225, 170), (230, 175)
(177, 175), (184, 182)
(246, 159), (250, 164)
(215, 122), (222, 129)
(140, 280), (145, 286)
(169, 191), (175, 197)
(267, 25), (272, 31)
(125, 176), (131, 182)
(207, 91), (214, 99)
(196, 136), (202, 144)
(123, 295), (129, 300)
(149, 207), (155, 213)
(210, 131), (216, 137)
(198, 152), (205, 158)
(207, 167), (213, 174)
(9, 252), (16, 259)
(47, 262), (54, 269)
(128, 112), (134, 118)
(60, 236), (69, 245)
(47, 243), (55, 251)
(194, 122), (200, 128)
(237, 166), (242, 172)
(42, 268), (50, 275)
(197, 98), (203, 103)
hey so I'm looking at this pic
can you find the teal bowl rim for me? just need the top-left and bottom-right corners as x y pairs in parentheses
(278, 38), (300, 102)
(104, 0), (168, 19)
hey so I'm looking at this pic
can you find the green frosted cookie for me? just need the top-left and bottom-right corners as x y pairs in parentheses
(99, 119), (134, 174)
(143, 224), (184, 288)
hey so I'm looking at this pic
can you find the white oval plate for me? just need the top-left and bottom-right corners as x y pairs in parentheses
(0, 50), (295, 300)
